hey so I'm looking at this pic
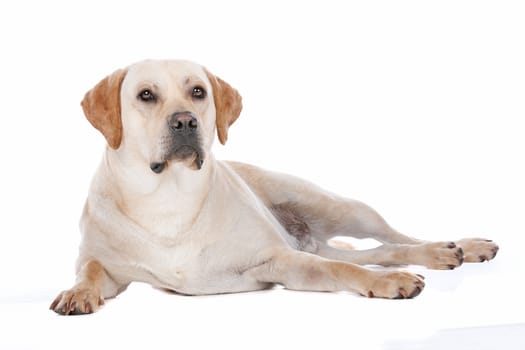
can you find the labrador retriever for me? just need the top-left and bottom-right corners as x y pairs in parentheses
(50, 59), (498, 315)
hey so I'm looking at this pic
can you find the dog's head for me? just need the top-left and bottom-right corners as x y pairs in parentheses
(81, 60), (242, 173)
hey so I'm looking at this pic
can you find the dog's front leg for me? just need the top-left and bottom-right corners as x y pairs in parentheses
(247, 249), (425, 299)
(50, 259), (110, 315)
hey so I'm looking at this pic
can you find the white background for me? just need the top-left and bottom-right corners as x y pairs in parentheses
(1, 1), (524, 349)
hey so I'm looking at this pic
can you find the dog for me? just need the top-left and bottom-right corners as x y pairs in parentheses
(50, 59), (499, 315)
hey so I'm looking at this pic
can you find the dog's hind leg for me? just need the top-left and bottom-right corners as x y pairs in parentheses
(228, 161), (421, 244)
(314, 239), (466, 270)
(229, 161), (498, 267)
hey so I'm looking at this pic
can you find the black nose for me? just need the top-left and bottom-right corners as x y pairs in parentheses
(169, 112), (198, 134)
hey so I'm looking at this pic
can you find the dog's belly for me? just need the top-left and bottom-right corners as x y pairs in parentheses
(170, 271), (272, 295)
(101, 240), (272, 295)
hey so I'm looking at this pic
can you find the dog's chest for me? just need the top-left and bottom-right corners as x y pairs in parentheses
(94, 166), (287, 294)
(114, 195), (237, 286)
(123, 188), (205, 241)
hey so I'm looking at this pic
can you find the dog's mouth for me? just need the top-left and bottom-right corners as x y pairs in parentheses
(150, 145), (204, 174)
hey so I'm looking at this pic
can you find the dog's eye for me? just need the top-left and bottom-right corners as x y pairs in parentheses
(138, 89), (156, 103)
(192, 86), (206, 99)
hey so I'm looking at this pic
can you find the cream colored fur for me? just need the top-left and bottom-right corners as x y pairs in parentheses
(50, 60), (498, 315)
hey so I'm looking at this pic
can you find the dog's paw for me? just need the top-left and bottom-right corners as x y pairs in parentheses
(362, 271), (425, 299)
(456, 238), (499, 263)
(50, 287), (104, 315)
(416, 241), (465, 270)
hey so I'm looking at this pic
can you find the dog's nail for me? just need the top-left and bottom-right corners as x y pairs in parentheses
(416, 274), (425, 280)
(409, 286), (423, 298)
(69, 301), (77, 314)
(397, 288), (408, 298)
(367, 291), (374, 298)
(447, 242), (456, 249)
(50, 299), (58, 311)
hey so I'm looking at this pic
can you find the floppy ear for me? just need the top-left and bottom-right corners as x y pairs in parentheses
(81, 69), (127, 149)
(204, 69), (243, 145)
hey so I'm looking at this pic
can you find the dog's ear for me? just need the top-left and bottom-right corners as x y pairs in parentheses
(204, 69), (243, 145)
(81, 69), (127, 149)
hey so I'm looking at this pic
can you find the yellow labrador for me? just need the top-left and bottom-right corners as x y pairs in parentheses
(50, 60), (498, 315)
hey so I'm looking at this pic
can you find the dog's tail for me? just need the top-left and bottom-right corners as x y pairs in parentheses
(327, 239), (355, 251)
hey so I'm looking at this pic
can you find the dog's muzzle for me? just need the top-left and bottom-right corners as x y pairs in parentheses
(150, 112), (205, 174)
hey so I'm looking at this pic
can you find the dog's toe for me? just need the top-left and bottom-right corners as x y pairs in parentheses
(456, 238), (499, 263)
(366, 271), (425, 299)
(50, 288), (103, 315)
(419, 242), (464, 270)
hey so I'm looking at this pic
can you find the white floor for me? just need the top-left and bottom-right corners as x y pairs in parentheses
(1, 238), (523, 350)
(385, 324), (525, 350)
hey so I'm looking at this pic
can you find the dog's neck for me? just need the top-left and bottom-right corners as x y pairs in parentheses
(99, 147), (217, 238)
